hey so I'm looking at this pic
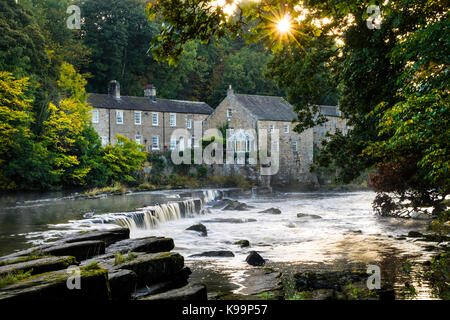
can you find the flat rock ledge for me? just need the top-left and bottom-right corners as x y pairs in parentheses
(0, 228), (204, 301)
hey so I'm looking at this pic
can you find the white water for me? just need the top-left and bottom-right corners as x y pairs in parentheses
(5, 189), (444, 299)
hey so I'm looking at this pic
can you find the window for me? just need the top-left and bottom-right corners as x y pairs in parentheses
(186, 119), (192, 129)
(293, 141), (298, 152)
(152, 136), (159, 150)
(135, 135), (141, 144)
(269, 124), (275, 133)
(101, 136), (108, 146)
(92, 109), (99, 124)
(152, 113), (158, 126)
(169, 138), (176, 150)
(116, 111), (123, 124)
(134, 111), (141, 125)
(273, 141), (279, 152)
(179, 137), (184, 151)
(284, 125), (289, 133)
(169, 113), (176, 127)
(227, 109), (232, 118)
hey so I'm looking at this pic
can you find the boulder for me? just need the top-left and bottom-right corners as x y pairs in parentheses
(65, 228), (130, 246)
(40, 240), (105, 262)
(407, 231), (424, 238)
(114, 252), (184, 286)
(108, 269), (137, 300)
(140, 283), (207, 301)
(234, 240), (250, 248)
(297, 213), (322, 219)
(0, 267), (110, 301)
(246, 251), (265, 266)
(106, 236), (174, 254)
(190, 251), (235, 258)
(259, 208), (281, 215)
(186, 224), (207, 237)
(0, 256), (78, 277)
(219, 199), (253, 211)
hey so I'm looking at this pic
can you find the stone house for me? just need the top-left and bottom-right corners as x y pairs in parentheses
(313, 105), (349, 148)
(88, 81), (213, 152)
(204, 86), (318, 186)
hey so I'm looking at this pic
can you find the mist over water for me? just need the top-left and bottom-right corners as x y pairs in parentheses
(0, 189), (438, 299)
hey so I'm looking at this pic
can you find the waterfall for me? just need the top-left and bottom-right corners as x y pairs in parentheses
(50, 189), (224, 235)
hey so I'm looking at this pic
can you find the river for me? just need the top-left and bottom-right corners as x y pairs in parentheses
(0, 188), (441, 299)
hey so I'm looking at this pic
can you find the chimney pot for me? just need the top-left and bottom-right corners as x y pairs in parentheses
(227, 84), (234, 96)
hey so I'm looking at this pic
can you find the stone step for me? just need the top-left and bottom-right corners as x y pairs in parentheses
(64, 228), (130, 246)
(140, 283), (207, 300)
(40, 241), (105, 262)
(0, 266), (110, 301)
(108, 269), (137, 300)
(114, 252), (184, 286)
(0, 256), (78, 278)
(106, 236), (174, 254)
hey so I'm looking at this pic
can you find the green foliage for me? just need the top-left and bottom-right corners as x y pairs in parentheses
(114, 251), (137, 266)
(84, 260), (100, 271)
(101, 135), (147, 184)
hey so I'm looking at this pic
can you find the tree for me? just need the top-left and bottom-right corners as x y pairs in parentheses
(101, 135), (147, 184)
(147, 0), (449, 215)
(0, 72), (34, 189)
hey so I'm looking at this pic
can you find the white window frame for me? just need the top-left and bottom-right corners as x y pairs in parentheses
(152, 136), (159, 150)
(284, 125), (289, 133)
(169, 113), (176, 127)
(169, 138), (176, 150)
(293, 141), (298, 152)
(269, 124), (275, 133)
(135, 135), (142, 144)
(92, 109), (99, 124)
(134, 111), (142, 125)
(227, 109), (232, 118)
(101, 136), (108, 146)
(116, 110), (123, 124)
(186, 119), (192, 129)
(152, 113), (159, 126)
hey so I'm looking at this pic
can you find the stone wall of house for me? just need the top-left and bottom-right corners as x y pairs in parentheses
(313, 115), (349, 148)
(92, 108), (208, 151)
(203, 95), (259, 133)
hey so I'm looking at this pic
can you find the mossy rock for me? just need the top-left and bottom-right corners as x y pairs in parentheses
(0, 267), (111, 301)
(0, 256), (78, 278)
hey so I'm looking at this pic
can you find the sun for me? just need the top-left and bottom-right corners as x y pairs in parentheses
(277, 15), (292, 34)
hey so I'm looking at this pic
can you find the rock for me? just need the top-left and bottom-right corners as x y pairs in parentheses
(114, 252), (184, 286)
(259, 208), (281, 215)
(310, 289), (335, 300)
(246, 251), (265, 266)
(186, 224), (207, 237)
(0, 256), (78, 278)
(221, 199), (253, 211)
(65, 228), (129, 246)
(297, 213), (322, 219)
(407, 231), (423, 238)
(190, 251), (235, 258)
(294, 271), (367, 292)
(41, 240), (105, 262)
(140, 283), (207, 301)
(234, 240), (250, 248)
(108, 269), (137, 300)
(106, 236), (174, 254)
(134, 267), (191, 298)
(237, 269), (282, 296)
(0, 266), (110, 301)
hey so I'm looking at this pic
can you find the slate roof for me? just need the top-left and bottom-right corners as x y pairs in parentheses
(235, 94), (297, 121)
(87, 93), (213, 115)
(234, 94), (340, 120)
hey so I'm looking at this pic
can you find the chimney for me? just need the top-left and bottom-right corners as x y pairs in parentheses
(227, 84), (234, 96)
(144, 84), (157, 102)
(108, 80), (120, 100)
